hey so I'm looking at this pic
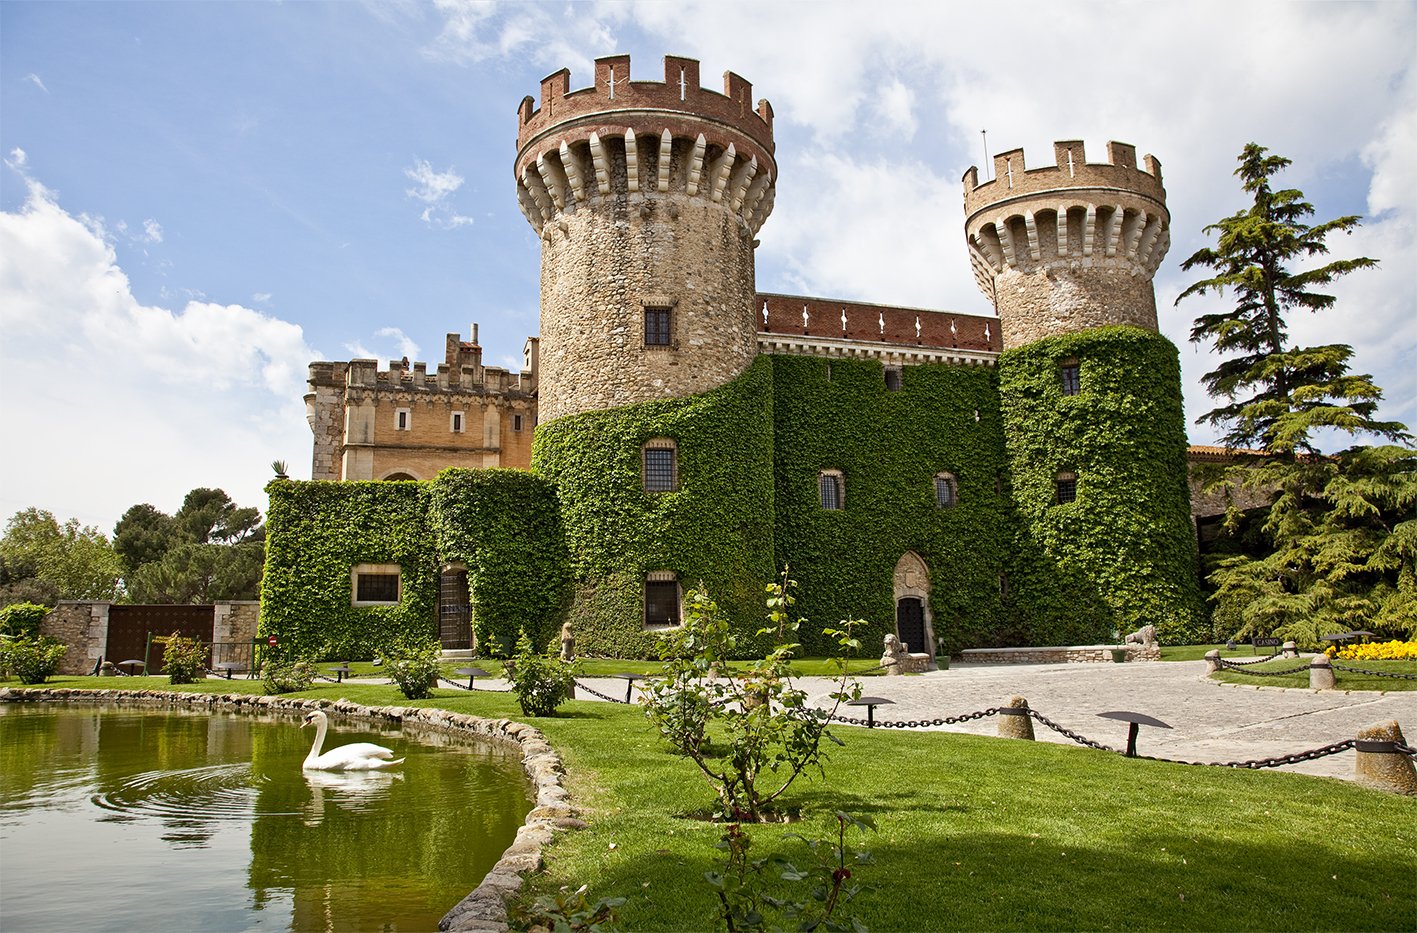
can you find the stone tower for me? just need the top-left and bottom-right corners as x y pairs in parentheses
(962, 140), (1170, 349)
(514, 54), (777, 423)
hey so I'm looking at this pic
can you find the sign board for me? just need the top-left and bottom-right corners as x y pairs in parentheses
(267, 635), (278, 647)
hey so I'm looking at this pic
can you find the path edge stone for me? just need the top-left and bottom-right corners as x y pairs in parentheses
(0, 687), (575, 932)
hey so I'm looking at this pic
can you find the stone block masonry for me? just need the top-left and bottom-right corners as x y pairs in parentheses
(960, 644), (1160, 664)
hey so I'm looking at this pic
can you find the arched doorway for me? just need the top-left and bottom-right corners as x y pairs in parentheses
(892, 552), (936, 662)
(438, 563), (473, 651)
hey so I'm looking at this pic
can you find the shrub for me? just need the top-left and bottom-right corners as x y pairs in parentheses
(1335, 639), (1417, 661)
(383, 640), (441, 700)
(1, 635), (67, 685)
(642, 570), (865, 821)
(503, 633), (578, 716)
(0, 602), (50, 638)
(261, 659), (316, 694)
(156, 631), (208, 684)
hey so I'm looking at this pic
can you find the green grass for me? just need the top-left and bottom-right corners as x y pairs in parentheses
(1211, 657), (1417, 691)
(6, 674), (1413, 930)
(310, 657), (889, 680)
(1159, 643), (1284, 662)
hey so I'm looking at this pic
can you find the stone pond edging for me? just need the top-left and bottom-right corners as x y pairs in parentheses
(0, 687), (577, 932)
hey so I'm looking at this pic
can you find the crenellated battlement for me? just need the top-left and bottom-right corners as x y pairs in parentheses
(514, 55), (777, 239)
(963, 140), (1164, 218)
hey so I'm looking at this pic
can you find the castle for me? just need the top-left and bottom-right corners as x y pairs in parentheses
(278, 54), (1209, 660)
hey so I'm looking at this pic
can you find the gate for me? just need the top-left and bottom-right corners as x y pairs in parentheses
(896, 597), (926, 655)
(106, 605), (215, 673)
(439, 568), (473, 650)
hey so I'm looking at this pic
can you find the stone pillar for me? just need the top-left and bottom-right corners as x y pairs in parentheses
(1282, 641), (1299, 659)
(1309, 654), (1336, 690)
(1353, 721), (1417, 795)
(997, 695), (1035, 740)
(1204, 649), (1221, 673)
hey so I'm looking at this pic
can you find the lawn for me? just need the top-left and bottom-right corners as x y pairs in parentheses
(7, 673), (1414, 931)
(303, 657), (891, 681)
(1210, 657), (1417, 692)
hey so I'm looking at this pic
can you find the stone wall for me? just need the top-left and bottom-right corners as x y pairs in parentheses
(960, 644), (1160, 664)
(38, 602), (108, 675)
(212, 601), (260, 646)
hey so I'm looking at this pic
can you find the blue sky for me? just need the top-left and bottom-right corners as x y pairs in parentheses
(3, 1), (1414, 533)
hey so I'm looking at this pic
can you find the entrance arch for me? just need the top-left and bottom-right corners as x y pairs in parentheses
(892, 552), (936, 660)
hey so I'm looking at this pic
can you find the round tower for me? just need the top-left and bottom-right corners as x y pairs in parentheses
(962, 140), (1169, 349)
(514, 54), (777, 422)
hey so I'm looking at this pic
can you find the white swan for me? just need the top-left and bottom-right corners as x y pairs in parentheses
(301, 710), (404, 771)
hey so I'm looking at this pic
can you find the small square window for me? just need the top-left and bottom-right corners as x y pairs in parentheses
(934, 473), (958, 508)
(1060, 362), (1081, 396)
(1056, 471), (1078, 504)
(351, 564), (401, 606)
(513, 414), (524, 432)
(643, 442), (677, 492)
(819, 471), (844, 510)
(644, 574), (681, 628)
(645, 307), (672, 346)
(395, 408), (410, 431)
(451, 412), (464, 433)
(884, 368), (903, 392)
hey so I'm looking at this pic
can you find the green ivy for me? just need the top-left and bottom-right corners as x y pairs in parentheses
(532, 357), (777, 658)
(998, 326), (1207, 643)
(771, 355), (1012, 655)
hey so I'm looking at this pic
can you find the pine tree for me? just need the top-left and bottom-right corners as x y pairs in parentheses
(1178, 143), (1415, 643)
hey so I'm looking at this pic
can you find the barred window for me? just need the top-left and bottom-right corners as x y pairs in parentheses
(819, 470), (844, 510)
(1060, 361), (1081, 396)
(643, 439), (678, 492)
(645, 307), (672, 346)
(644, 572), (681, 628)
(884, 367), (903, 392)
(934, 472), (958, 508)
(351, 564), (401, 606)
(1056, 471), (1078, 504)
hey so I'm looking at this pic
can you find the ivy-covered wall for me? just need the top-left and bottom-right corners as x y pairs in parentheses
(261, 471), (571, 659)
(260, 480), (438, 659)
(531, 357), (777, 657)
(998, 326), (1207, 643)
(770, 355), (1013, 655)
(429, 469), (570, 653)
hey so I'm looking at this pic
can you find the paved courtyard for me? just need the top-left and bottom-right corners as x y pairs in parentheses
(580, 659), (1417, 784)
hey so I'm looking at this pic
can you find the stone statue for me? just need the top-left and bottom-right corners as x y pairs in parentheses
(559, 621), (575, 662)
(1124, 624), (1158, 647)
(880, 633), (909, 676)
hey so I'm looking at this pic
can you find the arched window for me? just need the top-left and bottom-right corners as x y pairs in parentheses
(819, 470), (844, 510)
(934, 472), (959, 508)
(1055, 471), (1078, 504)
(642, 438), (678, 492)
(382, 471), (418, 481)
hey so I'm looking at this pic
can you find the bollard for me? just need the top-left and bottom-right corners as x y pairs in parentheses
(997, 695), (1034, 740)
(1282, 640), (1299, 659)
(1204, 649), (1221, 673)
(1353, 721), (1417, 795)
(1309, 654), (1336, 690)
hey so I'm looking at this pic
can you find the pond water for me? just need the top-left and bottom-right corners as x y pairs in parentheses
(0, 704), (533, 932)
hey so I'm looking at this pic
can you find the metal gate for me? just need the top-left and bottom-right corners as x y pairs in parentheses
(896, 597), (926, 655)
(106, 605), (215, 673)
(439, 569), (472, 650)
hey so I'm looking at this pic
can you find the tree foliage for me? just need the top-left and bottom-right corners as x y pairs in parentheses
(0, 508), (122, 604)
(117, 489), (266, 604)
(1178, 143), (1415, 642)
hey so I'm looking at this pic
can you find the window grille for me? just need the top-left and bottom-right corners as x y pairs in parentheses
(1060, 363), (1081, 396)
(884, 368), (903, 392)
(643, 442), (677, 492)
(1056, 472), (1078, 504)
(934, 473), (958, 508)
(354, 572), (399, 603)
(644, 577), (681, 627)
(819, 471), (844, 510)
(645, 307), (672, 346)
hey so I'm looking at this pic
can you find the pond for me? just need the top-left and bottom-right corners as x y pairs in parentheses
(0, 704), (533, 932)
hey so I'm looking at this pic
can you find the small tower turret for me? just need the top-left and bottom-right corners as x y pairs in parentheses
(515, 54), (777, 422)
(963, 141), (1170, 350)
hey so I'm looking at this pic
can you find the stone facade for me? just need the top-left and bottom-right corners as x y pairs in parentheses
(38, 602), (109, 675)
(961, 644), (1160, 664)
(305, 328), (538, 480)
(213, 601), (260, 647)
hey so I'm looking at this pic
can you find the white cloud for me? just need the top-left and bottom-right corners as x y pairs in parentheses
(253, 292), (272, 304)
(140, 218), (163, 244)
(0, 167), (318, 531)
(25, 73), (47, 93)
(404, 157), (474, 229)
(8, 147), (27, 168)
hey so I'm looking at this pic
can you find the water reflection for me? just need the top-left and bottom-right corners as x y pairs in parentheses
(0, 704), (532, 932)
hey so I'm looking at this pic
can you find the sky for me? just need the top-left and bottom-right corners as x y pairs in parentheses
(2, 1), (1414, 535)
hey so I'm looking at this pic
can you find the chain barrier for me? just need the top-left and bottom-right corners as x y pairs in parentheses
(829, 707), (1001, 729)
(1330, 660), (1417, 680)
(1218, 650), (1284, 665)
(573, 680), (632, 704)
(1026, 709), (1118, 752)
(1394, 742), (1417, 758)
(1215, 657), (1311, 676)
(436, 675), (508, 693)
(1144, 738), (1359, 770)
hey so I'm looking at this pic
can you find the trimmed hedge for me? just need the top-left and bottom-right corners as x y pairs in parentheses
(998, 326), (1207, 643)
(531, 357), (777, 658)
